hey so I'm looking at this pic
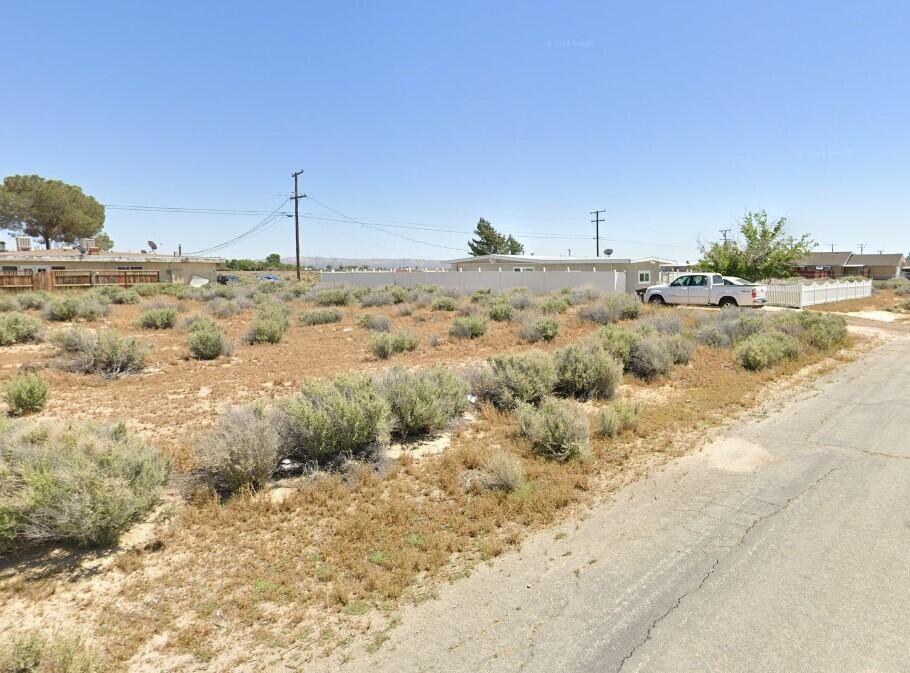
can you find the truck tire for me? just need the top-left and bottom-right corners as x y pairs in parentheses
(718, 296), (738, 308)
(649, 295), (666, 306)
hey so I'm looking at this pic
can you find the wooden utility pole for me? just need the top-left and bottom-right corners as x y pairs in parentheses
(591, 210), (605, 257)
(292, 170), (305, 280)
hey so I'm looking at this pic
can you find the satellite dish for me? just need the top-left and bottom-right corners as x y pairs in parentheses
(604, 248), (614, 256)
(147, 240), (158, 251)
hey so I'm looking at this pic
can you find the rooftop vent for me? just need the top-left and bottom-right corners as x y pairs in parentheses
(15, 237), (31, 251)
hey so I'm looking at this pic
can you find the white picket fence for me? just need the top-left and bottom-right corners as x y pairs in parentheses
(766, 280), (872, 308)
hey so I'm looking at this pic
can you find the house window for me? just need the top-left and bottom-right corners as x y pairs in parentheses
(513, 267), (536, 272)
(51, 266), (66, 270)
(117, 266), (144, 270)
(2, 266), (18, 272)
(638, 270), (651, 284)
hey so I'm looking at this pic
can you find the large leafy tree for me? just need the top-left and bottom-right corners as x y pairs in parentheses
(467, 218), (524, 256)
(94, 231), (114, 250)
(698, 211), (813, 280)
(0, 175), (105, 249)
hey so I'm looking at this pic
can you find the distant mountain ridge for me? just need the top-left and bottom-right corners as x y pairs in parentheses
(282, 256), (447, 270)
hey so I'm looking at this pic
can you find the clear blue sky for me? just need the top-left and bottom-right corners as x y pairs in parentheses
(3, 1), (908, 263)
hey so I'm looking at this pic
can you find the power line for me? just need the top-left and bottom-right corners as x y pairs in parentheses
(103, 204), (283, 216)
(184, 199), (291, 255)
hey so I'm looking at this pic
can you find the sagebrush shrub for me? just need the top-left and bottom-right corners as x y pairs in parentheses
(471, 351), (557, 409)
(516, 397), (589, 461)
(134, 282), (185, 298)
(275, 374), (391, 462)
(579, 295), (641, 324)
(488, 302), (514, 322)
(357, 313), (392, 332)
(734, 331), (800, 370)
(520, 316), (559, 343)
(508, 292), (535, 310)
(368, 331), (419, 359)
(0, 296), (19, 312)
(245, 318), (287, 344)
(449, 315), (487, 339)
(0, 421), (170, 550)
(553, 340), (623, 400)
(431, 296), (458, 311)
(360, 290), (396, 307)
(300, 308), (343, 325)
(380, 367), (469, 438)
(310, 287), (350, 306)
(195, 406), (280, 493)
(44, 296), (109, 322)
(136, 307), (179, 329)
(15, 292), (48, 310)
(188, 324), (233, 360)
(594, 324), (641, 368)
(597, 399), (641, 438)
(797, 313), (847, 351)
(694, 323), (732, 348)
(481, 451), (525, 492)
(52, 329), (148, 377)
(628, 334), (674, 380)
(663, 334), (695, 364)
(207, 297), (242, 318)
(638, 312), (683, 335)
(396, 303), (413, 317)
(4, 374), (49, 416)
(0, 312), (43, 346)
(538, 298), (570, 314)
(94, 286), (140, 304)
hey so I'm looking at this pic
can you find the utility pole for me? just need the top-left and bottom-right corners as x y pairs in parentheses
(291, 170), (305, 281)
(829, 243), (836, 252)
(720, 228), (733, 245)
(858, 243), (865, 254)
(590, 210), (605, 257)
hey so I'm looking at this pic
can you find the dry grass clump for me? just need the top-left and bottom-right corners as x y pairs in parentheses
(0, 630), (107, 673)
(479, 450), (526, 492)
(471, 351), (557, 409)
(357, 313), (392, 332)
(519, 315), (559, 343)
(368, 331), (419, 359)
(4, 374), (50, 416)
(578, 294), (641, 324)
(206, 297), (243, 318)
(50, 328), (149, 378)
(300, 308), (343, 325)
(0, 420), (170, 550)
(638, 312), (684, 334)
(597, 399), (641, 437)
(360, 290), (396, 307)
(379, 367), (469, 438)
(449, 314), (487, 339)
(136, 306), (179, 329)
(507, 291), (535, 310)
(275, 374), (392, 463)
(516, 397), (589, 461)
(0, 312), (43, 346)
(195, 406), (281, 494)
(662, 333), (695, 365)
(553, 340), (623, 399)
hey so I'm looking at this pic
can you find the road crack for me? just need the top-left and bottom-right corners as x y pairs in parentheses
(615, 467), (840, 673)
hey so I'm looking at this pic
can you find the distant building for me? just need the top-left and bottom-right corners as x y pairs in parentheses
(792, 251), (906, 280)
(444, 254), (675, 293)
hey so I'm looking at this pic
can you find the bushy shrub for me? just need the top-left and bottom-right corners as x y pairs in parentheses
(663, 334), (695, 364)
(300, 308), (343, 326)
(136, 307), (179, 329)
(0, 421), (170, 550)
(0, 312), (43, 346)
(360, 290), (396, 307)
(134, 282), (185, 298)
(94, 286), (140, 304)
(734, 331), (801, 370)
(579, 294), (641, 324)
(195, 406), (279, 494)
(0, 296), (19, 312)
(396, 303), (413, 317)
(188, 323), (233, 360)
(368, 331), (419, 359)
(357, 313), (392, 332)
(275, 374), (391, 462)
(51, 329), (148, 378)
(554, 340), (623, 400)
(471, 351), (556, 409)
(449, 315), (487, 339)
(594, 324), (641, 368)
(538, 297), (570, 314)
(43, 296), (110, 322)
(508, 292), (535, 310)
(568, 285), (602, 305)
(516, 397), (589, 461)
(310, 287), (350, 306)
(873, 277), (910, 291)
(488, 302), (514, 322)
(597, 399), (641, 437)
(431, 296), (458, 311)
(380, 367), (469, 438)
(481, 451), (525, 492)
(638, 312), (683, 334)
(519, 316), (559, 343)
(245, 304), (291, 344)
(694, 323), (732, 348)
(796, 313), (847, 351)
(15, 292), (48, 310)
(628, 334), (674, 380)
(470, 288), (492, 304)
(4, 374), (50, 416)
(207, 297), (242, 318)
(0, 631), (105, 673)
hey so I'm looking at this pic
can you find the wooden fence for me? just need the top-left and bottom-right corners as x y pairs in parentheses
(0, 270), (160, 292)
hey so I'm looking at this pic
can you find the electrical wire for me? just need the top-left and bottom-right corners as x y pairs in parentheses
(183, 199), (291, 255)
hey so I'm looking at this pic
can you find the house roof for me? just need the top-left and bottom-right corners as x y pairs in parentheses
(0, 249), (223, 264)
(843, 253), (906, 267)
(793, 251), (853, 267)
(444, 254), (676, 265)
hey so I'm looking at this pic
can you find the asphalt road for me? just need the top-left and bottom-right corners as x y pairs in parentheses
(332, 334), (910, 673)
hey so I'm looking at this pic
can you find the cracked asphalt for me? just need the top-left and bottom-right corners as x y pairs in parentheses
(329, 335), (910, 673)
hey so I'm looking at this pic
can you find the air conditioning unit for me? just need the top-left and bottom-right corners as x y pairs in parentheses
(81, 238), (96, 250)
(15, 237), (31, 251)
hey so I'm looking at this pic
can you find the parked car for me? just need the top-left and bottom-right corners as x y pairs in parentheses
(216, 274), (241, 285)
(256, 274), (282, 283)
(643, 273), (767, 307)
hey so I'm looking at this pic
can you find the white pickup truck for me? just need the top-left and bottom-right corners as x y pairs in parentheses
(643, 273), (767, 308)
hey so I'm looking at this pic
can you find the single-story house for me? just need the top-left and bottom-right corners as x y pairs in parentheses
(793, 251), (906, 280)
(0, 248), (223, 284)
(444, 255), (675, 293)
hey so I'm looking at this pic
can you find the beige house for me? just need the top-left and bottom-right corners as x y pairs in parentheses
(445, 255), (675, 293)
(0, 248), (222, 284)
(793, 251), (906, 280)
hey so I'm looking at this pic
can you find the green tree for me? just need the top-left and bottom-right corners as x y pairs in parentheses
(698, 211), (813, 280)
(467, 218), (525, 256)
(0, 175), (105, 249)
(265, 253), (282, 267)
(94, 231), (114, 250)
